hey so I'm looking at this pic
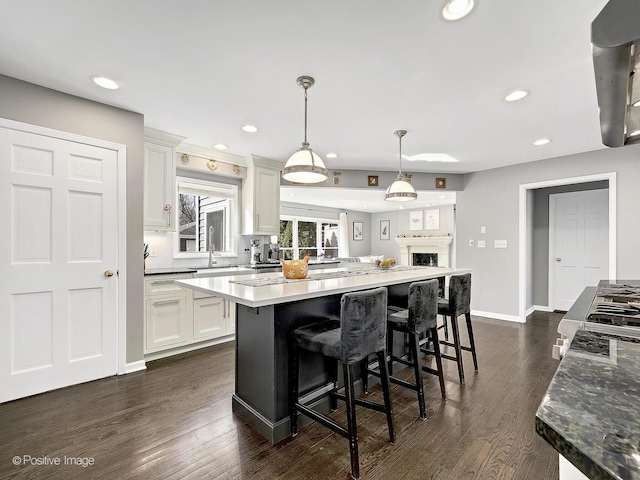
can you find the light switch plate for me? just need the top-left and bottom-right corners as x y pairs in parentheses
(477, 240), (486, 248)
(480, 226), (486, 234)
(494, 240), (507, 248)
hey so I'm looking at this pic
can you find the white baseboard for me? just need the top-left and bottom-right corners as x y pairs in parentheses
(124, 360), (147, 374)
(143, 335), (235, 362)
(529, 304), (554, 315)
(471, 309), (524, 323)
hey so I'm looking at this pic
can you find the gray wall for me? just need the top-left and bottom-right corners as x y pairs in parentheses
(371, 205), (456, 261)
(531, 181), (609, 306)
(0, 74), (145, 363)
(457, 145), (640, 318)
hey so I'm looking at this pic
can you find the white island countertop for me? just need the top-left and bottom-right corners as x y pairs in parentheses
(176, 266), (471, 308)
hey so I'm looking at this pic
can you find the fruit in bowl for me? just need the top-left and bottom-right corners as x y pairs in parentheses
(376, 258), (397, 269)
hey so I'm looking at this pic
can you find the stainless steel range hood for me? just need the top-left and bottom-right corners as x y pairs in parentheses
(592, 0), (640, 147)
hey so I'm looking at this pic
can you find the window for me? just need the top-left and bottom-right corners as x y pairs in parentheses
(176, 177), (237, 255)
(279, 216), (339, 260)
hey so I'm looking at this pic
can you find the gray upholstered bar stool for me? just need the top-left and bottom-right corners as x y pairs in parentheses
(437, 273), (478, 384)
(289, 287), (395, 480)
(385, 279), (446, 419)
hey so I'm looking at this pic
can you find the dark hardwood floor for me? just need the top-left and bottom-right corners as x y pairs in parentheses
(0, 311), (563, 480)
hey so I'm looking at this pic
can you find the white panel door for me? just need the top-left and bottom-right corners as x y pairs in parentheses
(550, 190), (609, 311)
(0, 127), (118, 403)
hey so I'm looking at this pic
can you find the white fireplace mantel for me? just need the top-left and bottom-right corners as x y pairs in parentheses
(394, 236), (453, 267)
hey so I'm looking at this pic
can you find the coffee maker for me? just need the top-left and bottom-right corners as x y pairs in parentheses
(263, 242), (280, 262)
(250, 239), (261, 265)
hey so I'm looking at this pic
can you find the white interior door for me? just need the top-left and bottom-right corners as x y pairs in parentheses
(550, 189), (609, 311)
(0, 126), (119, 403)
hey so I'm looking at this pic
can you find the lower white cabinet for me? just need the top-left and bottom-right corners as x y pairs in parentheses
(144, 274), (235, 358)
(192, 290), (235, 341)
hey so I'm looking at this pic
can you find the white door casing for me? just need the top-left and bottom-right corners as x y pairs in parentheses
(549, 189), (609, 311)
(0, 120), (125, 403)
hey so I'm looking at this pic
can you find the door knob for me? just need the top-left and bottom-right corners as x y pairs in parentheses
(104, 270), (114, 277)
(555, 258), (561, 262)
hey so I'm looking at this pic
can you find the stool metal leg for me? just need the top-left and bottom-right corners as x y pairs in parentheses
(289, 343), (300, 436)
(428, 326), (446, 399)
(376, 350), (396, 443)
(343, 363), (360, 479)
(409, 332), (426, 419)
(465, 313), (479, 371)
(449, 314), (465, 384)
(361, 356), (369, 394)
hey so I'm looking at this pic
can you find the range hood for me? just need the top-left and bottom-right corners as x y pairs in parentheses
(592, 0), (640, 147)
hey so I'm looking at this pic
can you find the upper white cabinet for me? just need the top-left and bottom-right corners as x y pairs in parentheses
(143, 128), (186, 231)
(242, 155), (282, 235)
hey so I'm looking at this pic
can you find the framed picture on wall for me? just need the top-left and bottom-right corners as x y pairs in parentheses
(380, 220), (390, 240)
(425, 209), (440, 230)
(409, 210), (423, 231)
(353, 222), (363, 241)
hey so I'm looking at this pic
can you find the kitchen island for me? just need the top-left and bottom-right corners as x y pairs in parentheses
(536, 282), (640, 480)
(177, 265), (470, 443)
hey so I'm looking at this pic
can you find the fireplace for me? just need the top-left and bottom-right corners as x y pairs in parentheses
(413, 253), (438, 267)
(394, 236), (453, 267)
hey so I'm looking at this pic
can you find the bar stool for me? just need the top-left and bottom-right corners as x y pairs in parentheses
(385, 279), (445, 419)
(289, 287), (395, 480)
(437, 273), (478, 384)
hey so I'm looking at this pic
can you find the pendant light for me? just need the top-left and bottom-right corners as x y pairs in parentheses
(282, 76), (328, 184)
(385, 130), (417, 201)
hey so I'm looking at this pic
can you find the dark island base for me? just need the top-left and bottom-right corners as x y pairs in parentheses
(232, 282), (416, 444)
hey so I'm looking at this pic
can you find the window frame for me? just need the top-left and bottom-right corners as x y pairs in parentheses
(279, 214), (339, 260)
(173, 176), (238, 259)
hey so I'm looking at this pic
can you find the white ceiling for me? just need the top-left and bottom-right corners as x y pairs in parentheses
(0, 0), (610, 211)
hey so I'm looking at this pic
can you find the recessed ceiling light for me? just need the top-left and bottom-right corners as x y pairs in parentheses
(440, 195), (446, 199)
(533, 138), (552, 146)
(504, 90), (529, 102)
(242, 125), (258, 133)
(214, 144), (228, 150)
(441, 0), (477, 21)
(403, 153), (458, 162)
(633, 100), (640, 107)
(90, 76), (119, 90)
(629, 130), (640, 137)
(326, 153), (339, 159)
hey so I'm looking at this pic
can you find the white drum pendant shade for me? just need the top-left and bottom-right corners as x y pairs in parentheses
(283, 75), (328, 184)
(385, 130), (417, 202)
(282, 148), (328, 183)
(385, 175), (418, 201)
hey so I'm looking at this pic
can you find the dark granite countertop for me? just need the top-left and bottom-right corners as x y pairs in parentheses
(144, 267), (196, 276)
(536, 329), (640, 479)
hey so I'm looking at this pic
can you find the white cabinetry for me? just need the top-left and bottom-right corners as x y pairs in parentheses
(192, 290), (235, 341)
(145, 274), (191, 352)
(242, 155), (282, 235)
(143, 128), (185, 231)
(144, 273), (236, 359)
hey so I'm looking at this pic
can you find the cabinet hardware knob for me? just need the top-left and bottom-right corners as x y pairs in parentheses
(555, 258), (561, 262)
(104, 270), (114, 277)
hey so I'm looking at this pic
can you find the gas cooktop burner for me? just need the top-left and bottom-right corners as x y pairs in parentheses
(587, 283), (640, 327)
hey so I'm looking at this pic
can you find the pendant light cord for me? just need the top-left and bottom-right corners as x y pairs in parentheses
(398, 134), (403, 175)
(303, 88), (309, 146)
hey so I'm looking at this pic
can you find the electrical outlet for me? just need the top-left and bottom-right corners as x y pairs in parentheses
(494, 240), (507, 249)
(477, 240), (485, 248)
(469, 239), (475, 247)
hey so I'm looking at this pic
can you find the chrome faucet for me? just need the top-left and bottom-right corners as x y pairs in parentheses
(208, 226), (216, 266)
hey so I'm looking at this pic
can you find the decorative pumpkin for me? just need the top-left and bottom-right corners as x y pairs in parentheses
(281, 255), (310, 279)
